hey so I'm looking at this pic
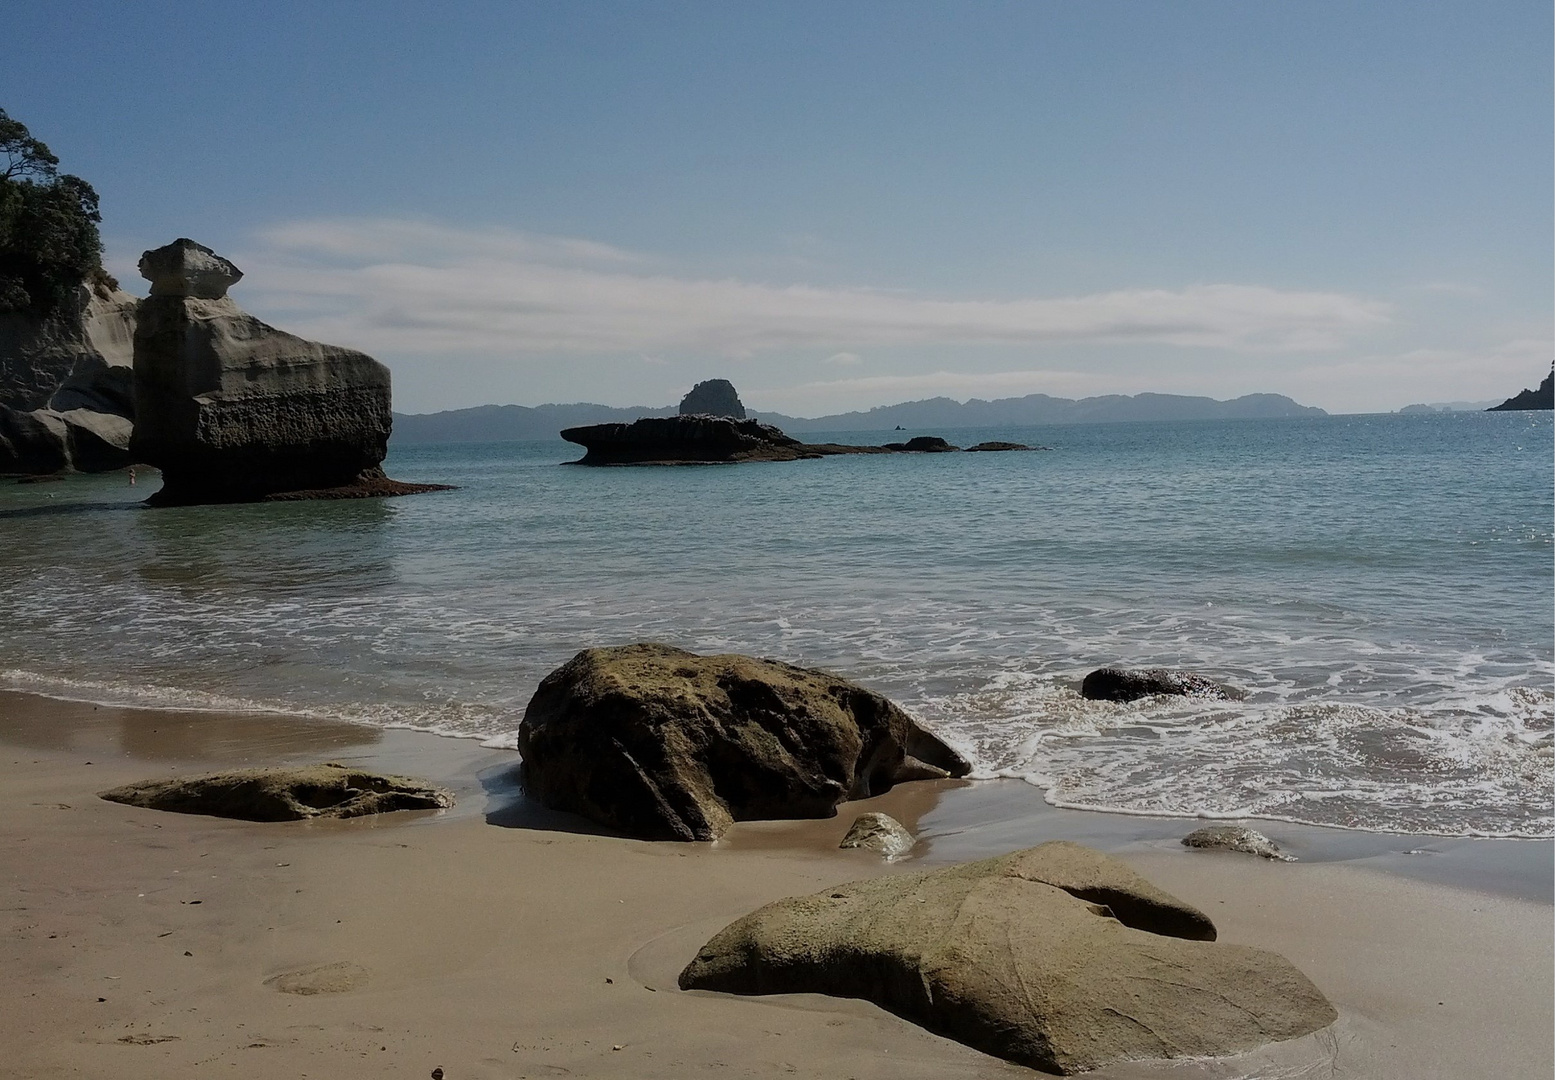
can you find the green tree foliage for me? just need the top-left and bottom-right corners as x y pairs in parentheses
(0, 108), (109, 316)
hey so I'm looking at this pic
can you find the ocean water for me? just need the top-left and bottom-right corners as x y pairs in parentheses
(1, 411), (1550, 838)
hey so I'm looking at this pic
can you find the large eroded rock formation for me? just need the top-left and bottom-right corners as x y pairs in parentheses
(0, 280), (138, 474)
(681, 841), (1336, 1074)
(129, 239), (444, 504)
(517, 643), (970, 840)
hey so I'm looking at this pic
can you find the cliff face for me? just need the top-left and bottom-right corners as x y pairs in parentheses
(0, 281), (138, 475)
(1488, 371), (1553, 412)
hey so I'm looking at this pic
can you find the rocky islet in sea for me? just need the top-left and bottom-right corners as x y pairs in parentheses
(561, 410), (1037, 464)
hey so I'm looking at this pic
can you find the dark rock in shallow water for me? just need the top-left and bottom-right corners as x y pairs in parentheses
(561, 414), (814, 465)
(678, 378), (747, 419)
(98, 763), (453, 821)
(1081, 667), (1245, 703)
(964, 440), (1035, 452)
(1183, 825), (1294, 861)
(881, 436), (958, 452)
(680, 841), (1334, 1074)
(516, 643), (970, 841)
(1488, 371), (1553, 411)
(129, 239), (447, 505)
(562, 415), (967, 465)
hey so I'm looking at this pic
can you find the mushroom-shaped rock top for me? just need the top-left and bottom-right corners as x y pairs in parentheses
(139, 238), (244, 299)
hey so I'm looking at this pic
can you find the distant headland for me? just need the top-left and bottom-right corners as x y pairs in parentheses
(393, 388), (1326, 444)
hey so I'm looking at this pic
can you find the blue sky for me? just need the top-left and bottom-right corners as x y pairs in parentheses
(6, 1), (1550, 413)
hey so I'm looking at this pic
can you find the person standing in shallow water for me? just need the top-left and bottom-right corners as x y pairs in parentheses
(128, 467), (136, 486)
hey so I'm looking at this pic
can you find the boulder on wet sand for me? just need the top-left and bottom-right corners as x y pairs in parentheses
(129, 238), (449, 505)
(1081, 666), (1245, 703)
(98, 763), (454, 821)
(1183, 825), (1294, 861)
(679, 378), (747, 419)
(516, 643), (971, 841)
(680, 841), (1335, 1075)
(839, 812), (915, 858)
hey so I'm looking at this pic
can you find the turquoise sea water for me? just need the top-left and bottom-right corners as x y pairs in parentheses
(2, 411), (1550, 837)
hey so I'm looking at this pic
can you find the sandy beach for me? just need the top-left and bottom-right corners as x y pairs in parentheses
(2, 690), (1550, 1080)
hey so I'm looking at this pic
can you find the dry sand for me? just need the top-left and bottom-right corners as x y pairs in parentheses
(2, 691), (1550, 1079)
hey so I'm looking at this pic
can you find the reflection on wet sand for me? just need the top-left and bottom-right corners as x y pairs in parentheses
(0, 689), (381, 763)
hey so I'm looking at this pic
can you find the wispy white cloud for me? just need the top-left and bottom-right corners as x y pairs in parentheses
(825, 351), (864, 366)
(234, 217), (1391, 360)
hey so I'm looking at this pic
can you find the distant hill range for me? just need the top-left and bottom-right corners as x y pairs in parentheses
(1487, 370), (1553, 412)
(392, 391), (1325, 444)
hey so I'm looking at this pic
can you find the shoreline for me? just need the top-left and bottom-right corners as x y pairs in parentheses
(3, 689), (1550, 1078)
(5, 687), (1547, 901)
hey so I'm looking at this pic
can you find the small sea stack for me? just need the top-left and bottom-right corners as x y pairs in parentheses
(678, 378), (746, 418)
(129, 238), (450, 505)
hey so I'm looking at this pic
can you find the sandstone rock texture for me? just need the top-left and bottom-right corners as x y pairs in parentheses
(562, 415), (970, 466)
(1080, 667), (1245, 703)
(0, 280), (137, 475)
(517, 643), (970, 841)
(678, 378), (747, 418)
(98, 763), (453, 821)
(839, 812), (915, 858)
(129, 239), (446, 505)
(1182, 825), (1294, 861)
(680, 841), (1335, 1074)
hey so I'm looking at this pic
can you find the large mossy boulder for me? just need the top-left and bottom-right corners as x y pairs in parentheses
(517, 643), (971, 840)
(98, 763), (453, 821)
(680, 841), (1335, 1074)
(129, 239), (438, 505)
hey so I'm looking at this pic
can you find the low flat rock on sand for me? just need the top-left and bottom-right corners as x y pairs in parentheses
(680, 840), (1336, 1075)
(98, 762), (453, 821)
(1080, 666), (1245, 703)
(517, 643), (970, 841)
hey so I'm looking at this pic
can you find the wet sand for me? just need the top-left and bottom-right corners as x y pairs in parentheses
(2, 690), (1550, 1079)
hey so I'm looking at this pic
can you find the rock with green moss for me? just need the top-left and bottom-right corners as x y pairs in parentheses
(517, 643), (970, 841)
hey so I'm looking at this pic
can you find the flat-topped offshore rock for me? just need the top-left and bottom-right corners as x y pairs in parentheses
(680, 841), (1335, 1074)
(561, 414), (814, 465)
(517, 643), (970, 840)
(562, 415), (970, 465)
(99, 763), (453, 821)
(129, 239), (449, 504)
(1081, 666), (1245, 703)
